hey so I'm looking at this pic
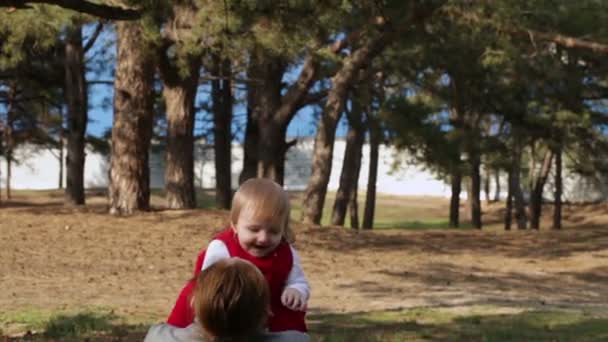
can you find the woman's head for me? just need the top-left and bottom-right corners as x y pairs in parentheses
(230, 178), (294, 256)
(193, 258), (270, 340)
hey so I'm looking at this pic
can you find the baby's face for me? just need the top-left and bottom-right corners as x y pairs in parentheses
(233, 208), (283, 257)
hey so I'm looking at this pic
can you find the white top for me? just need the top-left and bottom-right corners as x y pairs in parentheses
(202, 239), (310, 300)
(144, 323), (311, 342)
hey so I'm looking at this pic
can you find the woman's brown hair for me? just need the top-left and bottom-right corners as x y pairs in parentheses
(230, 178), (295, 243)
(192, 258), (270, 340)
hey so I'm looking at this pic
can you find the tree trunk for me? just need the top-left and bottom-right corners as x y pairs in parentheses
(240, 48), (284, 184)
(64, 25), (87, 205)
(302, 32), (392, 224)
(464, 177), (472, 222)
(348, 177), (360, 229)
(512, 139), (527, 230)
(552, 144), (562, 230)
(529, 149), (554, 230)
(449, 167), (461, 228)
(109, 21), (155, 215)
(239, 73), (259, 185)
(332, 91), (365, 226)
(470, 148), (482, 229)
(5, 150), (11, 200)
(162, 58), (199, 209)
(58, 135), (64, 189)
(493, 169), (500, 202)
(212, 55), (232, 209)
(255, 50), (318, 186)
(4, 83), (15, 200)
(363, 117), (381, 230)
(484, 166), (491, 204)
(504, 169), (513, 230)
(158, 4), (201, 210)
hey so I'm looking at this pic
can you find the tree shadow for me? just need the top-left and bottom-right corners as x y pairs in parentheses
(308, 309), (608, 341)
(302, 224), (608, 260)
(2, 312), (148, 341)
(331, 261), (608, 310)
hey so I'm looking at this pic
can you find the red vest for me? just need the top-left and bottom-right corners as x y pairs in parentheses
(166, 228), (307, 332)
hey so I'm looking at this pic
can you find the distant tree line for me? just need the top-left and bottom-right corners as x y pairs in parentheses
(1, 0), (607, 230)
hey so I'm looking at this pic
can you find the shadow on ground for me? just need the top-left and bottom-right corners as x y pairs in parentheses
(1, 312), (148, 342)
(309, 309), (608, 341)
(4, 309), (607, 342)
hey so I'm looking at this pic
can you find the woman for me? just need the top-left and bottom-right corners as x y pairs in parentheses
(144, 258), (310, 342)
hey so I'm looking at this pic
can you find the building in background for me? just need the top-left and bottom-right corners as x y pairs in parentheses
(2, 138), (607, 202)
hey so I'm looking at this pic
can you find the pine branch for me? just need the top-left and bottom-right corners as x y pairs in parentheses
(83, 21), (104, 53)
(0, 0), (141, 20)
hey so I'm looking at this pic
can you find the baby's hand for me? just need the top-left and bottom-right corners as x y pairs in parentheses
(281, 288), (307, 311)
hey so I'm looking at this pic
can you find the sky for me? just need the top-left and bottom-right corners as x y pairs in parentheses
(84, 26), (348, 141)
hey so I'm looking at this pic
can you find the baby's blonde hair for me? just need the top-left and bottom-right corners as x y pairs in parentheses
(230, 178), (295, 243)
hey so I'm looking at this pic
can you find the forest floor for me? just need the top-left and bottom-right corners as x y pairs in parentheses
(1, 190), (608, 341)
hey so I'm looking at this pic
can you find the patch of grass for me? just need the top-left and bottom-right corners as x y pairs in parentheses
(309, 306), (608, 342)
(374, 219), (474, 230)
(4, 306), (608, 341)
(0, 308), (148, 340)
(150, 188), (217, 209)
(44, 312), (116, 337)
(289, 192), (454, 229)
(0, 308), (50, 334)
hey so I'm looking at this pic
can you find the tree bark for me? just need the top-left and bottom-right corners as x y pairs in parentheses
(512, 138), (527, 230)
(253, 55), (284, 183)
(484, 166), (491, 204)
(5, 146), (11, 200)
(504, 169), (513, 230)
(493, 169), (500, 201)
(363, 116), (381, 230)
(239, 48), (284, 184)
(348, 177), (360, 229)
(2, 0), (142, 20)
(332, 90), (365, 226)
(239, 64), (259, 185)
(552, 144), (562, 230)
(302, 32), (392, 224)
(109, 21), (155, 215)
(3, 83), (16, 200)
(464, 177), (472, 221)
(159, 4), (201, 210)
(58, 135), (64, 189)
(529, 149), (554, 230)
(248, 48), (318, 185)
(161, 61), (199, 209)
(470, 147), (482, 229)
(211, 55), (232, 209)
(64, 24), (87, 205)
(449, 167), (461, 228)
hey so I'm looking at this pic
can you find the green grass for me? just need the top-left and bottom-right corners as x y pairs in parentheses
(4, 306), (607, 341)
(0, 308), (147, 341)
(150, 188), (217, 209)
(289, 191), (459, 230)
(9, 188), (463, 231)
(310, 306), (608, 342)
(374, 219), (474, 230)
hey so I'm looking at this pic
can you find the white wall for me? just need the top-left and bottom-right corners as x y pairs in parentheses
(2, 140), (607, 202)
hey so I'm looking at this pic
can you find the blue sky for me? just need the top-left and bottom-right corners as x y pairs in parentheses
(84, 26), (347, 141)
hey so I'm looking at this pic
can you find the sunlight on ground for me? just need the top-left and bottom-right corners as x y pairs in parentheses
(2, 190), (608, 341)
(3, 305), (608, 341)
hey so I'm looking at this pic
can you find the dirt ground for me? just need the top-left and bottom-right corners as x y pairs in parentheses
(1, 191), (608, 335)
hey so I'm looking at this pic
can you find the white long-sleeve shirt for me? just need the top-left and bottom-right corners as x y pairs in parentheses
(202, 239), (310, 300)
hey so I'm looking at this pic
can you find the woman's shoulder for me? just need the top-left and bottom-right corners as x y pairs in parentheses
(254, 330), (311, 342)
(144, 323), (203, 342)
